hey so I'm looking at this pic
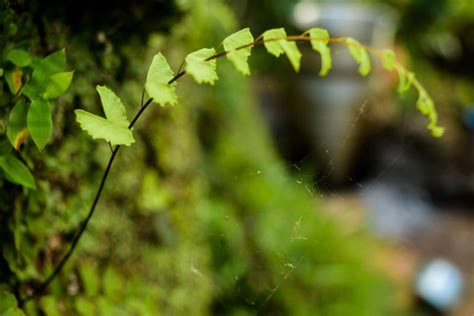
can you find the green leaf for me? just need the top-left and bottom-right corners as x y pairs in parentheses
(75, 111), (134, 146)
(7, 49), (32, 67)
(382, 50), (395, 71)
(145, 53), (177, 106)
(7, 98), (29, 150)
(96, 85), (130, 126)
(395, 65), (414, 94)
(42, 71), (74, 99)
(416, 88), (444, 137)
(0, 154), (36, 189)
(0, 291), (17, 313)
(75, 86), (134, 146)
(263, 28), (302, 72)
(185, 48), (218, 84)
(222, 28), (254, 75)
(307, 28), (332, 76)
(5, 68), (23, 94)
(346, 38), (371, 76)
(0, 68), (3, 77)
(27, 99), (52, 150)
(23, 49), (66, 99)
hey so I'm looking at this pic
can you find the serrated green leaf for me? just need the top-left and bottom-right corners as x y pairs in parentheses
(75, 110), (134, 146)
(7, 99), (29, 150)
(5, 68), (23, 94)
(0, 291), (18, 313)
(27, 99), (52, 150)
(7, 49), (32, 67)
(23, 49), (66, 99)
(145, 53), (177, 106)
(96, 85), (129, 127)
(263, 28), (302, 72)
(346, 38), (371, 76)
(382, 50), (395, 71)
(185, 48), (218, 84)
(42, 71), (74, 99)
(0, 154), (36, 189)
(307, 28), (332, 76)
(222, 28), (254, 75)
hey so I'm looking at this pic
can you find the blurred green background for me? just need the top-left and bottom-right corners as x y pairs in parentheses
(1, 0), (474, 315)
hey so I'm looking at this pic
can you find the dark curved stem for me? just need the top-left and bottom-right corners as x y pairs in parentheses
(20, 96), (157, 306)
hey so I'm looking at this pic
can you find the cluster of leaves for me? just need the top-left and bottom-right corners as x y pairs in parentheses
(1, 49), (73, 189)
(75, 27), (443, 146)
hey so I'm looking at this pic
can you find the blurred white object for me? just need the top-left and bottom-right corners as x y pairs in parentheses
(415, 258), (463, 312)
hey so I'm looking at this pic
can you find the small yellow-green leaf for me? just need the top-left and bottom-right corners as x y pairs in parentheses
(27, 99), (52, 151)
(75, 110), (135, 146)
(0, 154), (36, 189)
(263, 28), (302, 72)
(185, 48), (218, 84)
(145, 53), (177, 106)
(7, 49), (32, 67)
(382, 50), (395, 71)
(96, 85), (129, 127)
(7, 99), (29, 150)
(222, 28), (254, 75)
(346, 37), (371, 76)
(307, 28), (332, 76)
(42, 71), (74, 99)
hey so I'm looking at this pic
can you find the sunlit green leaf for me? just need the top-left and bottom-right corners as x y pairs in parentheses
(145, 52), (177, 106)
(416, 88), (444, 137)
(307, 28), (332, 76)
(0, 154), (36, 189)
(222, 28), (254, 75)
(185, 48), (218, 84)
(42, 71), (74, 99)
(96, 85), (129, 127)
(382, 50), (395, 71)
(27, 99), (52, 150)
(395, 65), (414, 94)
(75, 110), (134, 146)
(7, 49), (32, 67)
(23, 49), (66, 99)
(7, 99), (29, 150)
(346, 38), (371, 76)
(263, 28), (302, 72)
